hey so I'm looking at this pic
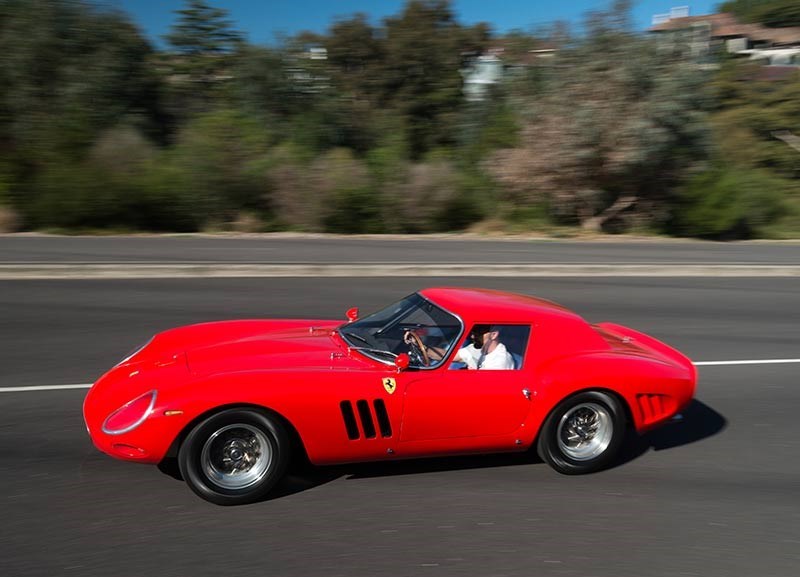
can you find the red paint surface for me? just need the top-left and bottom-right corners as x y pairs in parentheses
(83, 288), (696, 466)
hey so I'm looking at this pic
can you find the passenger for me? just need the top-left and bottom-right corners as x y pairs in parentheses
(453, 324), (515, 370)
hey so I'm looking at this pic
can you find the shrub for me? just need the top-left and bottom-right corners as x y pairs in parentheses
(266, 144), (320, 231)
(134, 156), (205, 231)
(25, 126), (205, 232)
(314, 148), (381, 233)
(171, 110), (272, 221)
(0, 205), (20, 233)
(28, 163), (129, 230)
(382, 160), (461, 233)
(322, 186), (383, 233)
(671, 167), (789, 239)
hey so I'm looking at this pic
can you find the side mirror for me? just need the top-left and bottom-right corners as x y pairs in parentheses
(346, 307), (359, 322)
(394, 353), (410, 372)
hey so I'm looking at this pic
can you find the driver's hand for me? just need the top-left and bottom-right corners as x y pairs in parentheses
(403, 330), (415, 345)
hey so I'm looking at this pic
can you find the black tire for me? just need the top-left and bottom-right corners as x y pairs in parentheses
(178, 409), (290, 505)
(537, 391), (625, 475)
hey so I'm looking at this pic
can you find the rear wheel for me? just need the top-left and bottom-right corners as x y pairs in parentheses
(537, 391), (625, 474)
(178, 409), (289, 505)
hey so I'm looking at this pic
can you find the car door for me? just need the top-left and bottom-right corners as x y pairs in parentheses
(399, 367), (531, 443)
(399, 323), (533, 444)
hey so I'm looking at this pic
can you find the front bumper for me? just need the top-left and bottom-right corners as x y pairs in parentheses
(83, 357), (192, 464)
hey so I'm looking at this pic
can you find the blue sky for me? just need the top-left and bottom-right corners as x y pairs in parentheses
(105, 1), (721, 47)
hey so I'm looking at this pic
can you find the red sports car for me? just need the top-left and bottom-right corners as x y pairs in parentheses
(83, 287), (696, 505)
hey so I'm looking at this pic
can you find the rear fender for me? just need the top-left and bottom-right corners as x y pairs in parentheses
(532, 352), (692, 433)
(595, 322), (696, 382)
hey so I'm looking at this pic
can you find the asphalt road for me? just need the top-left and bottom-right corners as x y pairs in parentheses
(1, 276), (799, 577)
(2, 234), (800, 264)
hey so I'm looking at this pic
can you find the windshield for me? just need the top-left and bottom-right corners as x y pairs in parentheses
(338, 293), (462, 368)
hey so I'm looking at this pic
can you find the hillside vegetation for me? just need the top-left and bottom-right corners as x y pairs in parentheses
(1, 0), (798, 238)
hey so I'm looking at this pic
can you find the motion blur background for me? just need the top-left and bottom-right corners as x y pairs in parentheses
(2, 4), (800, 574)
(1, 0), (799, 239)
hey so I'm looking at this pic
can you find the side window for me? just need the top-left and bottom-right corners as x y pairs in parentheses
(450, 324), (531, 370)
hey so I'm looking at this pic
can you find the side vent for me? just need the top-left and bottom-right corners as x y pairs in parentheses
(373, 399), (392, 438)
(636, 393), (674, 426)
(340, 401), (360, 440)
(356, 400), (377, 439)
(340, 399), (392, 440)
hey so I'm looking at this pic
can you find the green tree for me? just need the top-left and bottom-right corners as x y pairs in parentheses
(170, 109), (271, 222)
(685, 58), (800, 238)
(489, 2), (712, 232)
(718, 0), (800, 27)
(709, 59), (800, 178)
(672, 167), (788, 238)
(1, 0), (163, 157)
(0, 0), (166, 225)
(164, 0), (243, 118)
(324, 14), (385, 102)
(380, 0), (486, 158)
(230, 44), (297, 137)
(165, 0), (241, 54)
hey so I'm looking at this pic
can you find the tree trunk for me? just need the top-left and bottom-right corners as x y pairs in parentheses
(580, 195), (637, 232)
(773, 131), (800, 154)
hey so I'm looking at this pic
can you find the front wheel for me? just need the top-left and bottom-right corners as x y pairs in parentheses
(537, 391), (625, 475)
(178, 409), (289, 505)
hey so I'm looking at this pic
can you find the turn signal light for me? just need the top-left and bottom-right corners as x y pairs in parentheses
(102, 390), (157, 435)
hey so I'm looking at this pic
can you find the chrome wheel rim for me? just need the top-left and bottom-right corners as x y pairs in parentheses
(201, 424), (272, 490)
(557, 402), (613, 461)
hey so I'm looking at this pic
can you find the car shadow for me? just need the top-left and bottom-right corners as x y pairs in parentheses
(344, 452), (540, 480)
(263, 453), (539, 500)
(613, 398), (727, 468)
(266, 468), (343, 500)
(250, 453), (544, 502)
(343, 398), (727, 479)
(159, 398), (726, 503)
(155, 456), (344, 501)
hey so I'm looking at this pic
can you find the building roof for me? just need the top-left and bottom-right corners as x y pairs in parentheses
(649, 12), (800, 46)
(750, 65), (800, 81)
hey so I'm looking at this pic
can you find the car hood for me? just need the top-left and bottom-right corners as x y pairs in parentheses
(146, 319), (374, 376)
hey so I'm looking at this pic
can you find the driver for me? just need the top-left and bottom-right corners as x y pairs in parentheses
(452, 324), (514, 370)
(404, 324), (514, 370)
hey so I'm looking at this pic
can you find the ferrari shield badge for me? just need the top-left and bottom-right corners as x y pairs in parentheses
(382, 377), (397, 395)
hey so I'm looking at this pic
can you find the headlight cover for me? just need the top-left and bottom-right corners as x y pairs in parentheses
(102, 390), (157, 435)
(117, 337), (153, 366)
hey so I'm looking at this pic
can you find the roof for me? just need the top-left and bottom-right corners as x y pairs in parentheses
(750, 65), (800, 81)
(420, 287), (582, 323)
(649, 12), (800, 46)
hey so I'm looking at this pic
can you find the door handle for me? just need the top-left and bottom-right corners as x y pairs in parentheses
(522, 388), (531, 400)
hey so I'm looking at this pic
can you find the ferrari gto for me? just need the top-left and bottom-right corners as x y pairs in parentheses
(84, 287), (696, 505)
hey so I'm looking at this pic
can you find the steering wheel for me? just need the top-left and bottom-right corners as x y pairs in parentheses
(404, 330), (430, 367)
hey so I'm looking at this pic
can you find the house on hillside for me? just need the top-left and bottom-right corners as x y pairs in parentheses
(461, 42), (557, 101)
(649, 10), (800, 68)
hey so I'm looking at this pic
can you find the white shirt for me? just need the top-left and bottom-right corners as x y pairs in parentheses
(456, 342), (515, 370)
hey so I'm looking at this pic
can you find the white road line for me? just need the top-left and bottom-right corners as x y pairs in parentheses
(2, 263), (800, 278)
(0, 383), (92, 393)
(2, 358), (800, 393)
(693, 359), (800, 366)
